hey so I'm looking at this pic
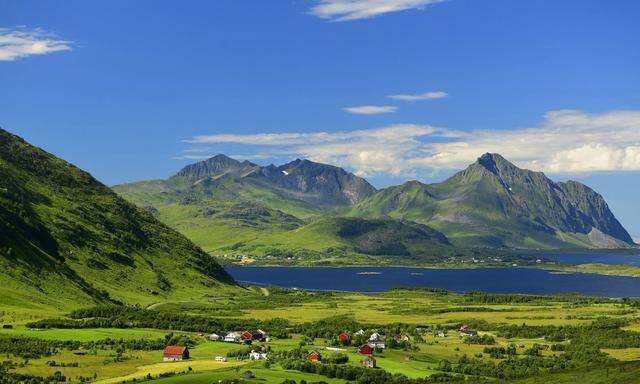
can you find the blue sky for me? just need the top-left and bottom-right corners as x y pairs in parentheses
(1, 0), (640, 238)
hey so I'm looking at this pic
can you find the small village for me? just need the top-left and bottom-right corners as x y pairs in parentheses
(161, 323), (481, 373)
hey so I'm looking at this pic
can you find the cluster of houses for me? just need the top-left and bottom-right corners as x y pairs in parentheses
(336, 330), (387, 368)
(164, 325), (478, 366)
(208, 329), (269, 344)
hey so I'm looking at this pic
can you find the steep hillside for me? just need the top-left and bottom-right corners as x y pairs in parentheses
(352, 153), (634, 249)
(0, 128), (234, 311)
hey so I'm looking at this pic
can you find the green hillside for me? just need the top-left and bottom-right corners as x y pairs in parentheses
(0, 128), (235, 312)
(213, 217), (454, 264)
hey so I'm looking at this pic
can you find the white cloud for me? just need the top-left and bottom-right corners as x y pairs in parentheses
(310, 0), (446, 21)
(183, 109), (640, 177)
(388, 91), (448, 101)
(343, 105), (398, 114)
(0, 27), (72, 61)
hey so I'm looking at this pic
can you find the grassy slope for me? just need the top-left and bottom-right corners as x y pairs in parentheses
(0, 128), (236, 312)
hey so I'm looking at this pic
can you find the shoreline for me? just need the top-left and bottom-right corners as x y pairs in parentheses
(223, 262), (640, 279)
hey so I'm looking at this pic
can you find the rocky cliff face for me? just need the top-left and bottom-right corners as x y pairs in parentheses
(173, 154), (258, 181)
(251, 159), (376, 205)
(466, 154), (633, 244)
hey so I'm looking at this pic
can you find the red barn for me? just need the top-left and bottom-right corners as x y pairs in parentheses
(241, 331), (254, 341)
(358, 344), (374, 355)
(338, 332), (351, 343)
(309, 351), (322, 361)
(163, 346), (189, 362)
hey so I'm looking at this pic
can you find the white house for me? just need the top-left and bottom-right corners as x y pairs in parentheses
(368, 332), (385, 349)
(355, 329), (365, 336)
(249, 351), (268, 360)
(224, 332), (242, 343)
(215, 356), (227, 362)
(209, 333), (222, 341)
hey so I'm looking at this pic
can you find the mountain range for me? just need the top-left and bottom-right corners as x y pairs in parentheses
(113, 152), (635, 265)
(0, 128), (234, 310)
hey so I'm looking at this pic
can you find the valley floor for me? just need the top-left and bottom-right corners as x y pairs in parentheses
(2, 287), (640, 383)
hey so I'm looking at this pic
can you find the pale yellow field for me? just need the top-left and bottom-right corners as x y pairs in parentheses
(240, 293), (622, 326)
(603, 348), (640, 361)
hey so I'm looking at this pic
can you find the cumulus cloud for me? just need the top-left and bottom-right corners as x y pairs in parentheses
(387, 91), (448, 101)
(343, 105), (398, 114)
(310, 0), (446, 21)
(0, 27), (72, 61)
(183, 109), (640, 177)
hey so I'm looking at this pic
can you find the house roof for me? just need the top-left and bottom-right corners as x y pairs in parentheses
(163, 346), (187, 356)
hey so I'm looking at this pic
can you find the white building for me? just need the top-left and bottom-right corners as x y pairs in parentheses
(209, 333), (222, 341)
(368, 332), (385, 349)
(224, 332), (242, 343)
(249, 351), (268, 360)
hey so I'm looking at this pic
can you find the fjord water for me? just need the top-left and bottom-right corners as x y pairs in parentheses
(226, 266), (640, 297)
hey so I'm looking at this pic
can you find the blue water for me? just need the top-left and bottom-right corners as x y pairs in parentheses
(225, 266), (640, 297)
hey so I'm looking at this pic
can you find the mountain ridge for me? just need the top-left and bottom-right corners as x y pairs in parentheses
(352, 153), (634, 249)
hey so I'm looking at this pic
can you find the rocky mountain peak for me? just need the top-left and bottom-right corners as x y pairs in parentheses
(475, 153), (522, 176)
(173, 154), (257, 180)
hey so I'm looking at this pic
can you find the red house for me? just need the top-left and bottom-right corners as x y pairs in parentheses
(358, 344), (374, 355)
(338, 332), (351, 343)
(241, 330), (265, 342)
(163, 346), (189, 361)
(309, 351), (322, 361)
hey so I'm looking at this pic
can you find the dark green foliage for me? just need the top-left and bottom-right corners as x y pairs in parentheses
(0, 334), (170, 359)
(463, 292), (615, 305)
(28, 305), (291, 336)
(463, 335), (495, 345)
